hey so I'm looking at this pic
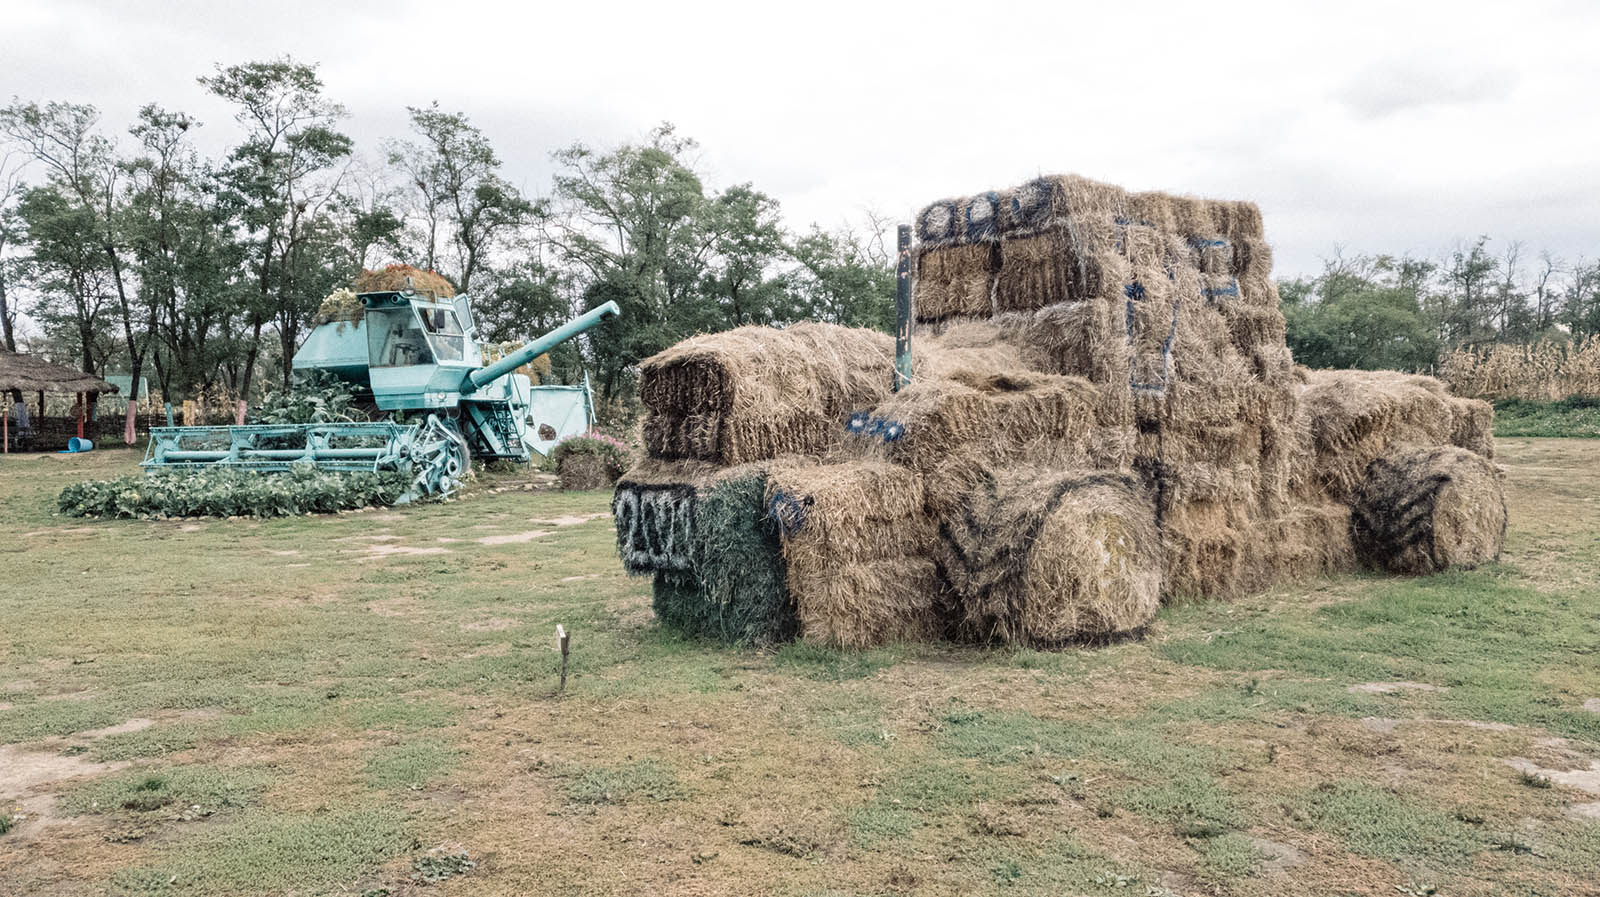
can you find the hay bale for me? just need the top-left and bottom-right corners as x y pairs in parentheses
(1261, 498), (1355, 582)
(1351, 446), (1507, 575)
(640, 323), (895, 464)
(915, 244), (994, 321)
(763, 460), (940, 646)
(864, 367), (1104, 514)
(1296, 370), (1480, 502)
(614, 462), (797, 645)
(917, 198), (963, 247)
(353, 265), (455, 297)
(939, 469), (1160, 645)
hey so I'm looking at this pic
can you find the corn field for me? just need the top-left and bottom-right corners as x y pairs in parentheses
(1440, 338), (1600, 400)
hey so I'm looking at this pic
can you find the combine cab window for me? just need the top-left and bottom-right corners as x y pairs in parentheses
(368, 307), (434, 367)
(419, 306), (466, 362)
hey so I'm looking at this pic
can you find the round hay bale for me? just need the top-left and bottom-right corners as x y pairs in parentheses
(1351, 446), (1506, 575)
(1020, 482), (1162, 643)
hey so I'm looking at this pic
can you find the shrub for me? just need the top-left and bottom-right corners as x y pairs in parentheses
(59, 467), (412, 519)
(550, 432), (630, 490)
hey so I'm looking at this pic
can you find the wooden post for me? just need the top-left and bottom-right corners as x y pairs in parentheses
(894, 224), (914, 391)
(556, 624), (570, 694)
(75, 392), (84, 440)
(3, 393), (8, 454)
(236, 399), (247, 426)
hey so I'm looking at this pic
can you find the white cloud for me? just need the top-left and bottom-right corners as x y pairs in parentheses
(1, 0), (1598, 277)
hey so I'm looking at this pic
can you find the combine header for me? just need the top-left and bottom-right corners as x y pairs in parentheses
(143, 287), (619, 501)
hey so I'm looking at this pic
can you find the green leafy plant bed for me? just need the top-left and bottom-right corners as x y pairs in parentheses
(59, 467), (412, 519)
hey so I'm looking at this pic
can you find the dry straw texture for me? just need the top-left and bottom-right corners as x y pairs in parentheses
(1440, 339), (1600, 401)
(618, 170), (1508, 649)
(1351, 446), (1507, 575)
(640, 324), (895, 464)
(938, 469), (1161, 646)
(353, 265), (456, 298)
(1297, 369), (1494, 502)
(764, 460), (940, 646)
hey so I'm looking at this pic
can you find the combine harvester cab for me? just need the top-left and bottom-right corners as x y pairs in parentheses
(144, 286), (619, 502)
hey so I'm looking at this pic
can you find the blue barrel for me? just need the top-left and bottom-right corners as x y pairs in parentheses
(68, 437), (94, 452)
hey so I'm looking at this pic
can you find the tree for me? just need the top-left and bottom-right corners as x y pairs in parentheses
(201, 57), (353, 391)
(387, 103), (530, 293)
(785, 217), (895, 331)
(0, 150), (24, 355)
(1281, 252), (1438, 371)
(700, 184), (786, 327)
(123, 105), (250, 399)
(544, 123), (721, 400)
(0, 100), (140, 413)
(15, 183), (117, 374)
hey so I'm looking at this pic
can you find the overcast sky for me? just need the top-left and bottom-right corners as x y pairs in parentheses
(3, 0), (1598, 277)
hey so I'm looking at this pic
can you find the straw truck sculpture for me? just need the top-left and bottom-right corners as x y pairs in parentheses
(613, 175), (1508, 648)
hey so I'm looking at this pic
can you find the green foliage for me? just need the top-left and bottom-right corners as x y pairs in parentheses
(61, 765), (270, 817)
(1493, 397), (1600, 437)
(1281, 253), (1439, 370)
(58, 467), (410, 519)
(1304, 781), (1480, 864)
(548, 433), (630, 481)
(363, 740), (459, 790)
(251, 371), (362, 424)
(410, 850), (476, 884)
(110, 808), (409, 896)
(0, 814), (12, 836)
(563, 759), (684, 805)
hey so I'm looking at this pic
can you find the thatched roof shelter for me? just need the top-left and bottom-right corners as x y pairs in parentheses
(0, 351), (118, 394)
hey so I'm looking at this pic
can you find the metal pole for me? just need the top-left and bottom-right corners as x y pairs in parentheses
(894, 224), (913, 391)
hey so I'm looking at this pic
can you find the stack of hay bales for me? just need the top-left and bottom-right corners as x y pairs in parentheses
(615, 173), (1507, 649)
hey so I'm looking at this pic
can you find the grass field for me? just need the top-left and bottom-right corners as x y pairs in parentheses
(1, 440), (1598, 897)
(1493, 398), (1600, 438)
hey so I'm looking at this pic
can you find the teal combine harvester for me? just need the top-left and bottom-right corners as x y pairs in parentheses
(143, 287), (620, 501)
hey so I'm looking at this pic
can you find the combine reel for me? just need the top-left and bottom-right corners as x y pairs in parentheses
(401, 415), (472, 501)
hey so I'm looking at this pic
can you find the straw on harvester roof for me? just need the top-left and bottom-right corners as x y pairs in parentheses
(0, 351), (118, 395)
(354, 265), (456, 298)
(1351, 446), (1506, 575)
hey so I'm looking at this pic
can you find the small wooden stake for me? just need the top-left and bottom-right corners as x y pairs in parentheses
(556, 624), (571, 694)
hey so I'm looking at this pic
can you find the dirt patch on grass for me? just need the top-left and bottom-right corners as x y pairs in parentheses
(1347, 681), (1446, 695)
(461, 617), (519, 632)
(476, 530), (552, 545)
(360, 544), (452, 560)
(1504, 758), (1600, 795)
(533, 514), (610, 527)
